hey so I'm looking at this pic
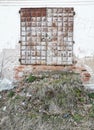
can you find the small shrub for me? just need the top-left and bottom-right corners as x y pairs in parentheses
(73, 88), (82, 98)
(88, 93), (94, 99)
(8, 91), (15, 98)
(73, 114), (83, 122)
(89, 104), (94, 118)
(27, 74), (36, 82)
(89, 111), (94, 118)
(78, 97), (84, 102)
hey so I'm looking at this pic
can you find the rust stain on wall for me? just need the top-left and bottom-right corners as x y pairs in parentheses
(19, 8), (75, 65)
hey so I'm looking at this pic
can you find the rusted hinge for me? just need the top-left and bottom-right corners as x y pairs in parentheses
(19, 10), (21, 14)
(19, 40), (22, 44)
(19, 58), (21, 63)
(73, 12), (76, 16)
(73, 41), (75, 44)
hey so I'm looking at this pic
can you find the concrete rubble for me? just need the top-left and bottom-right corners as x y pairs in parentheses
(0, 78), (14, 92)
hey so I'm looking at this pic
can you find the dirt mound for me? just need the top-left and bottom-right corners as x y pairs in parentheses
(0, 71), (94, 130)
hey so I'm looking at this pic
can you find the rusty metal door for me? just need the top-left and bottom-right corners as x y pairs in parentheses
(20, 8), (47, 65)
(20, 8), (74, 65)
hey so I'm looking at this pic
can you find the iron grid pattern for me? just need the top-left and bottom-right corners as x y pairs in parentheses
(20, 8), (74, 65)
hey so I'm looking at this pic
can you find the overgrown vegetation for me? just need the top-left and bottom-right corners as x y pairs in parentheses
(89, 104), (94, 118)
(88, 93), (94, 118)
(26, 74), (46, 83)
(0, 71), (94, 130)
(88, 93), (94, 99)
(73, 113), (84, 122)
(26, 74), (37, 82)
(8, 90), (15, 98)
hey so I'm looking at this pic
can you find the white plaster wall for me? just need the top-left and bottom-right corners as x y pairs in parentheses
(0, 0), (94, 58)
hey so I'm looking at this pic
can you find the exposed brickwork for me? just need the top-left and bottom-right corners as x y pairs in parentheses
(71, 65), (91, 83)
(14, 64), (91, 83)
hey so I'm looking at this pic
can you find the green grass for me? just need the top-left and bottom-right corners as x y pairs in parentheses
(26, 74), (37, 82)
(28, 112), (38, 119)
(88, 93), (94, 99)
(73, 113), (84, 122)
(89, 104), (94, 118)
(78, 97), (85, 102)
(8, 91), (15, 98)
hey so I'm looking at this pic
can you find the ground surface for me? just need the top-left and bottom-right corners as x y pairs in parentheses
(0, 70), (94, 130)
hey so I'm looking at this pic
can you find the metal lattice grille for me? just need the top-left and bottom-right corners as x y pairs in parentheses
(20, 8), (74, 65)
